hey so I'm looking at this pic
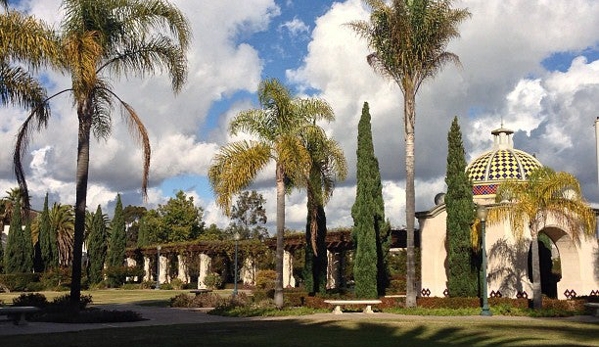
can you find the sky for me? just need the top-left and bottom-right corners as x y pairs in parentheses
(2, 0), (599, 233)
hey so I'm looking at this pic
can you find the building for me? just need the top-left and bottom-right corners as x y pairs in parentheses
(418, 126), (599, 299)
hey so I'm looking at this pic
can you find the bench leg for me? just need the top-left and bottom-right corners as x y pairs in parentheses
(332, 306), (343, 314)
(14, 313), (28, 326)
(363, 305), (374, 314)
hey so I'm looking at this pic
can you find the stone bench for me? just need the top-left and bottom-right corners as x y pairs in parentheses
(190, 289), (213, 296)
(0, 306), (41, 325)
(584, 303), (599, 317)
(323, 299), (382, 314)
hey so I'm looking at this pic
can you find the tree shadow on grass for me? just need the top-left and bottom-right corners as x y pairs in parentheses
(1, 317), (597, 347)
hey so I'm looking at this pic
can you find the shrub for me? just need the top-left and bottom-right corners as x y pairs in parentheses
(0, 273), (40, 291)
(140, 280), (155, 289)
(40, 268), (71, 290)
(252, 289), (274, 302)
(204, 273), (223, 290)
(255, 270), (276, 290)
(170, 293), (224, 308)
(121, 283), (140, 290)
(386, 278), (406, 295)
(170, 278), (184, 290)
(12, 293), (48, 308)
(48, 294), (93, 312)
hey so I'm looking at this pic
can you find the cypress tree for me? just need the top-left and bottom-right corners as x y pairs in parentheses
(107, 194), (126, 268)
(39, 193), (58, 270)
(87, 205), (108, 284)
(445, 116), (478, 297)
(23, 220), (34, 272)
(4, 199), (27, 273)
(351, 102), (388, 298)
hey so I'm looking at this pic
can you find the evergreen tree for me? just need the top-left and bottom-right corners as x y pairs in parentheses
(23, 220), (34, 272)
(107, 194), (126, 268)
(87, 205), (108, 285)
(4, 199), (28, 273)
(39, 193), (58, 270)
(445, 116), (477, 297)
(351, 102), (389, 298)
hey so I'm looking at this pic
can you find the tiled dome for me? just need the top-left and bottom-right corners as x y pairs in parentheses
(466, 127), (542, 197)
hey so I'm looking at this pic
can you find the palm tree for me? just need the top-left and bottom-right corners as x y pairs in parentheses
(490, 167), (596, 309)
(209, 78), (334, 308)
(49, 203), (75, 267)
(0, 2), (59, 116)
(347, 0), (470, 307)
(302, 124), (347, 294)
(12, 0), (191, 304)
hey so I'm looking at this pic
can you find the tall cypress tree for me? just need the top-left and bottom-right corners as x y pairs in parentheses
(351, 102), (389, 298)
(39, 193), (58, 271)
(87, 205), (108, 284)
(108, 194), (126, 268)
(445, 116), (478, 297)
(23, 220), (34, 272)
(4, 199), (28, 273)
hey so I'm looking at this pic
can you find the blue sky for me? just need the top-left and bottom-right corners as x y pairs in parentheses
(2, 0), (599, 232)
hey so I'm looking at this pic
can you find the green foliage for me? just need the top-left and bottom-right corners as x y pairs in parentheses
(445, 116), (477, 297)
(123, 205), (146, 248)
(203, 273), (223, 289)
(12, 292), (48, 307)
(170, 293), (224, 308)
(0, 273), (40, 291)
(351, 102), (387, 299)
(87, 205), (108, 285)
(38, 193), (58, 271)
(4, 199), (32, 273)
(226, 190), (267, 240)
(255, 270), (277, 290)
(107, 194), (126, 269)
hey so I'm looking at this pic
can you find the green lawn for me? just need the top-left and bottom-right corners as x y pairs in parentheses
(2, 318), (598, 347)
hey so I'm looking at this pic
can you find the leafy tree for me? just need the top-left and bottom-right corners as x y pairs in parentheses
(137, 209), (162, 247)
(12, 0), (191, 305)
(201, 223), (225, 241)
(107, 194), (126, 268)
(445, 116), (477, 297)
(38, 193), (58, 271)
(123, 205), (146, 248)
(227, 190), (268, 240)
(301, 118), (347, 295)
(347, 0), (470, 307)
(87, 205), (108, 285)
(490, 167), (596, 309)
(209, 78), (334, 308)
(158, 191), (204, 243)
(351, 102), (389, 298)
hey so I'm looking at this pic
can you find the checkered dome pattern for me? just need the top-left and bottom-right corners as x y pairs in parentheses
(467, 149), (542, 184)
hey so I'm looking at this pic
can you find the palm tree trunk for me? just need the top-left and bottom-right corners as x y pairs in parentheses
(404, 90), (417, 308)
(530, 232), (542, 309)
(274, 163), (285, 309)
(70, 105), (92, 307)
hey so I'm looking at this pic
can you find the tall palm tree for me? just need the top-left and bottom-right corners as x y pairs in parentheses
(209, 78), (334, 308)
(12, 0), (191, 304)
(301, 124), (347, 294)
(49, 203), (75, 267)
(347, 0), (470, 307)
(490, 167), (596, 309)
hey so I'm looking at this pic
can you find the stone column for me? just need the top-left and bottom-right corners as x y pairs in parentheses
(177, 254), (188, 283)
(159, 254), (168, 284)
(283, 250), (296, 288)
(126, 257), (137, 282)
(198, 253), (212, 289)
(143, 256), (151, 281)
(241, 256), (257, 286)
(326, 250), (340, 289)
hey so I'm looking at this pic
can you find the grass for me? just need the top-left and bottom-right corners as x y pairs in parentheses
(1, 317), (597, 347)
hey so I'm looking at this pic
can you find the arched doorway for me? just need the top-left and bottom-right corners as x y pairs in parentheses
(527, 231), (561, 298)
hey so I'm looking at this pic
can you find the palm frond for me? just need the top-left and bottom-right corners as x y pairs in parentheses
(208, 141), (272, 214)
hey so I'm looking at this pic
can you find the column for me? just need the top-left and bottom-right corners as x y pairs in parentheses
(283, 250), (296, 288)
(241, 256), (257, 286)
(159, 254), (168, 284)
(143, 256), (151, 281)
(177, 254), (188, 283)
(326, 250), (340, 289)
(198, 253), (212, 289)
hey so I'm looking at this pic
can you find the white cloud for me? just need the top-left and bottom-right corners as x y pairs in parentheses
(280, 17), (309, 37)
